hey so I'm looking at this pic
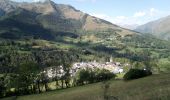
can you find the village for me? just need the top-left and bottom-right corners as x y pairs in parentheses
(44, 57), (127, 78)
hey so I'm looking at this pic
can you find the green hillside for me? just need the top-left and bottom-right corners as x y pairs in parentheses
(2, 73), (170, 100)
(0, 1), (170, 99)
(135, 15), (170, 40)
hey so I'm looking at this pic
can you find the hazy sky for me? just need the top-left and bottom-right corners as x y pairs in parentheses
(12, 0), (170, 25)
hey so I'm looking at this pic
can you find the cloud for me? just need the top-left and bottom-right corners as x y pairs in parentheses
(133, 11), (146, 17)
(91, 13), (116, 23)
(33, 0), (41, 2)
(91, 8), (169, 26)
(91, 13), (110, 19)
(75, 0), (97, 3)
(112, 16), (128, 24)
(133, 8), (159, 18)
(91, 13), (142, 25)
(9, 1), (170, 26)
(33, 0), (44, 2)
(149, 8), (158, 16)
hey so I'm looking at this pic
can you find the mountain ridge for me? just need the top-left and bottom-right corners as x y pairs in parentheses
(0, 0), (137, 39)
(135, 15), (170, 40)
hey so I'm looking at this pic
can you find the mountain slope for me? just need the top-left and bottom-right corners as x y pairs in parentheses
(0, 0), (17, 13)
(0, 0), (169, 75)
(3, 74), (170, 100)
(0, 0), (137, 40)
(135, 15), (170, 40)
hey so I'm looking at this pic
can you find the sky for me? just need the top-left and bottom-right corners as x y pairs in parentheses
(12, 0), (170, 26)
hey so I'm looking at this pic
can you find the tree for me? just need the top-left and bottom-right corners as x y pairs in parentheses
(16, 62), (40, 95)
(59, 61), (72, 88)
(79, 69), (91, 85)
(132, 61), (145, 69)
(52, 66), (61, 89)
(3, 74), (17, 96)
(40, 72), (49, 92)
(0, 76), (6, 97)
(123, 69), (152, 80)
(75, 68), (116, 86)
(96, 69), (116, 82)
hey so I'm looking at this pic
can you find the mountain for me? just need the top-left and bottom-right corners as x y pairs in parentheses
(135, 15), (170, 40)
(0, 0), (17, 13)
(0, 0), (170, 75)
(119, 24), (139, 30)
(0, 0), (137, 40)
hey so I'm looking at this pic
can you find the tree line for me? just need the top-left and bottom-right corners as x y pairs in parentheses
(0, 61), (116, 98)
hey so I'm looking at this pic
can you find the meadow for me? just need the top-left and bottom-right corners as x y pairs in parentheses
(2, 73), (170, 100)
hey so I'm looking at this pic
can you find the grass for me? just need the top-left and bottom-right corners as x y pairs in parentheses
(115, 73), (125, 79)
(2, 73), (170, 100)
(158, 58), (170, 72)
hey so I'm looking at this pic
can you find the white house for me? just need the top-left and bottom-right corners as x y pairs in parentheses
(43, 58), (125, 78)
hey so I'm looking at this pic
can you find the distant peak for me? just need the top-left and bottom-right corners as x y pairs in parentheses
(0, 0), (11, 2)
(33, 0), (51, 3)
(34, 0), (56, 6)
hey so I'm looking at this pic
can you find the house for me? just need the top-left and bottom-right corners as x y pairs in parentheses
(43, 57), (125, 78)
(72, 60), (124, 74)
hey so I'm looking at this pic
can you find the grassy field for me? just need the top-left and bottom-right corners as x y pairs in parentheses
(2, 73), (170, 100)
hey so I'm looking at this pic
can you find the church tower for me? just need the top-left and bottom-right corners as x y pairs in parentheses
(110, 56), (113, 62)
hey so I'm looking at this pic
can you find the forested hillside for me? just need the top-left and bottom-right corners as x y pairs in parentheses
(0, 0), (170, 99)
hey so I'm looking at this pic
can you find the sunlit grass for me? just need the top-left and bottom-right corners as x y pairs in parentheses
(2, 73), (169, 100)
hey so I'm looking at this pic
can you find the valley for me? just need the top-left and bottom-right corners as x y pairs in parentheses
(0, 0), (170, 100)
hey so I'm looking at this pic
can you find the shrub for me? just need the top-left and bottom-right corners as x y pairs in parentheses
(0, 77), (6, 97)
(76, 68), (116, 85)
(123, 69), (152, 80)
(96, 69), (116, 82)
